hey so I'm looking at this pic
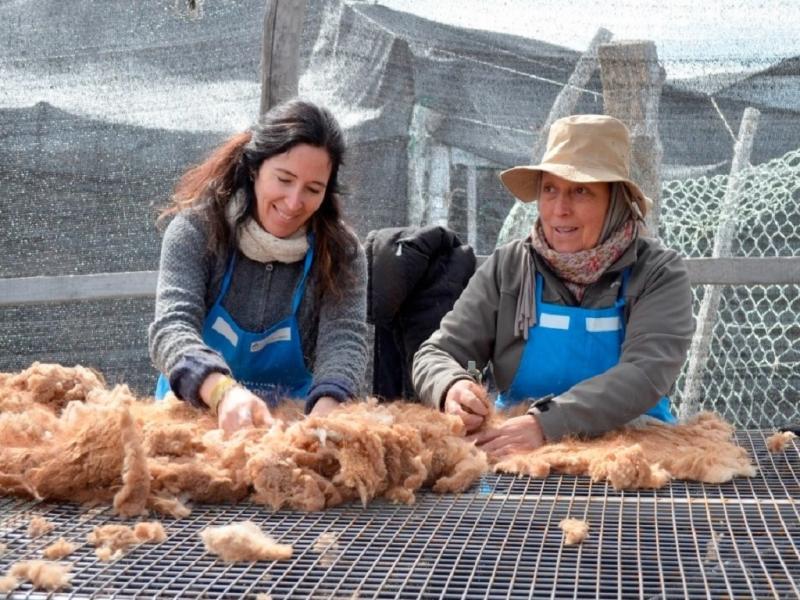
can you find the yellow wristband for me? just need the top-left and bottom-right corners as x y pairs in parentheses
(207, 375), (238, 415)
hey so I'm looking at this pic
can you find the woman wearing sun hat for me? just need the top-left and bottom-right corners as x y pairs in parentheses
(412, 114), (694, 457)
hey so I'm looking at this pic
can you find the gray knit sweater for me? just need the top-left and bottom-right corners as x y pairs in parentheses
(148, 210), (368, 412)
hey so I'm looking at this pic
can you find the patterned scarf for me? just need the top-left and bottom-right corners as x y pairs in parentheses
(513, 183), (643, 339)
(530, 218), (636, 301)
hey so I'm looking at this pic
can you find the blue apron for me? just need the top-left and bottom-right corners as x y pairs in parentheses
(496, 268), (675, 423)
(155, 245), (314, 406)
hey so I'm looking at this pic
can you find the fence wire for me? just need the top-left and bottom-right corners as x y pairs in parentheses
(661, 147), (800, 428)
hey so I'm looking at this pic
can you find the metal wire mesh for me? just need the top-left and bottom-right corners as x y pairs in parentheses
(661, 148), (800, 428)
(0, 298), (156, 396)
(660, 149), (800, 260)
(0, 431), (797, 599)
(671, 283), (800, 429)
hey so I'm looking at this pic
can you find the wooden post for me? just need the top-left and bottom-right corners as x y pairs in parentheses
(496, 28), (612, 246)
(679, 108), (760, 419)
(598, 40), (665, 233)
(260, 0), (308, 115)
(466, 164), (478, 249)
(428, 145), (452, 227)
(407, 106), (455, 228)
(530, 28), (613, 163)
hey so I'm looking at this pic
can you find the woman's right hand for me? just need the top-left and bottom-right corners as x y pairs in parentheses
(216, 386), (274, 435)
(444, 379), (490, 433)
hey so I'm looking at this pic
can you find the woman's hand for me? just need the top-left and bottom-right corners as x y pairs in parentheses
(309, 396), (340, 417)
(216, 386), (274, 435)
(444, 379), (490, 433)
(473, 414), (545, 459)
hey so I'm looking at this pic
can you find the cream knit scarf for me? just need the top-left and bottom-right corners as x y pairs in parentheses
(225, 190), (309, 264)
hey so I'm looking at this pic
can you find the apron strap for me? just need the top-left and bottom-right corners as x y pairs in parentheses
(291, 234), (315, 314)
(214, 251), (238, 307)
(534, 272), (544, 305)
(619, 267), (632, 297)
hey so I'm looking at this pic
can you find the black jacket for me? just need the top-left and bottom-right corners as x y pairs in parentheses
(366, 226), (476, 399)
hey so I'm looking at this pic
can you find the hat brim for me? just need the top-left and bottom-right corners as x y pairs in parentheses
(499, 164), (652, 216)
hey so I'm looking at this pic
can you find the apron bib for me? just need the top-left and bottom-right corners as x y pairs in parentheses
(496, 269), (674, 423)
(156, 243), (314, 406)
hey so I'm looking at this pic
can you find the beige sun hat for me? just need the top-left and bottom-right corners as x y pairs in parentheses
(499, 114), (652, 217)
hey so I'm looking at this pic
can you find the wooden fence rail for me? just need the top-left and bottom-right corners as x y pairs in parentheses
(1, 257), (798, 306)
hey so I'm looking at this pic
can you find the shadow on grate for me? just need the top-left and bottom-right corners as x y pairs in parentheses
(0, 431), (797, 599)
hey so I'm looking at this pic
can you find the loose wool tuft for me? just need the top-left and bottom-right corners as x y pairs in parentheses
(766, 430), (797, 453)
(7, 560), (72, 592)
(42, 538), (75, 560)
(86, 521), (166, 561)
(200, 522), (292, 562)
(28, 516), (54, 538)
(0, 575), (18, 593)
(559, 519), (589, 545)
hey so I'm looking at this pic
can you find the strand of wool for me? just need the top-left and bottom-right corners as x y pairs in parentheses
(86, 521), (166, 561)
(87, 524), (139, 554)
(134, 521), (167, 543)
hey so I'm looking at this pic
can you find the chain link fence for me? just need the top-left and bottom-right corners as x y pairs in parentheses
(661, 147), (800, 428)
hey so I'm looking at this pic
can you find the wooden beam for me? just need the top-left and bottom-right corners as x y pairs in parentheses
(428, 145), (452, 227)
(466, 164), (478, 249)
(260, 0), (308, 115)
(683, 256), (798, 286)
(0, 257), (798, 307)
(530, 28), (613, 164)
(497, 28), (612, 246)
(474, 256), (800, 286)
(680, 108), (760, 416)
(0, 271), (159, 306)
(598, 40), (665, 233)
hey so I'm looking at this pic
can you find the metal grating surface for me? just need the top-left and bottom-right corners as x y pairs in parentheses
(0, 431), (797, 599)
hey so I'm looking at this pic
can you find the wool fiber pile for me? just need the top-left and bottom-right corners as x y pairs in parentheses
(0, 363), (757, 518)
(494, 412), (756, 488)
(0, 363), (486, 517)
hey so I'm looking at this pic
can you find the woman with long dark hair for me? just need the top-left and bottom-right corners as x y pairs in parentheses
(149, 99), (367, 434)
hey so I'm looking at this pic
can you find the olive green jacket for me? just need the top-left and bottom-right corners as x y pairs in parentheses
(412, 236), (694, 441)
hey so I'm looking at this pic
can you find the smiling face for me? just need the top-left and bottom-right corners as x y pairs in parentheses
(252, 143), (332, 238)
(538, 173), (611, 253)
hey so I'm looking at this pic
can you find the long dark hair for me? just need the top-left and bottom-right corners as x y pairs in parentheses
(160, 99), (356, 300)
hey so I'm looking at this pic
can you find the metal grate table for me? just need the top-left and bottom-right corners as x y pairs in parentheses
(1, 431), (798, 599)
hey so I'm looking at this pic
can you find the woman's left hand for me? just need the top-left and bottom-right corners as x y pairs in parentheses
(309, 396), (340, 417)
(472, 414), (546, 459)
